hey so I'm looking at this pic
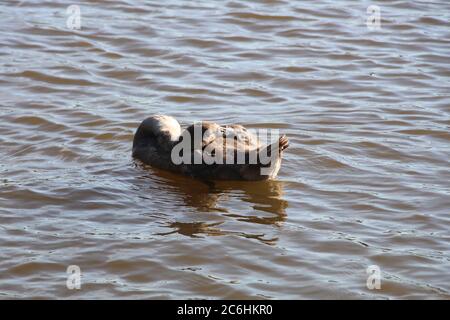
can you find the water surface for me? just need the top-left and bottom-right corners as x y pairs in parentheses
(0, 0), (449, 299)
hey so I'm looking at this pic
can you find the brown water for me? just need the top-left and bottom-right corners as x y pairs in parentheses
(1, 0), (450, 299)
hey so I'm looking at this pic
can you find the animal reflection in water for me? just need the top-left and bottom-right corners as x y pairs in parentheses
(135, 164), (288, 245)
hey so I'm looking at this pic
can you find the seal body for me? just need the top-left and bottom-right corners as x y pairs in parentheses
(132, 115), (288, 181)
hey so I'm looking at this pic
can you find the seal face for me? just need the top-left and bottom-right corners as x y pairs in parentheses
(132, 115), (289, 181)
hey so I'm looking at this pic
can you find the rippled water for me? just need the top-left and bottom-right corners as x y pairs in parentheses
(1, 0), (450, 299)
